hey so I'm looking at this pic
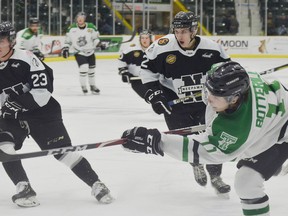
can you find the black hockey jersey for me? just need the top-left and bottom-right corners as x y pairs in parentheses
(118, 43), (145, 77)
(0, 49), (55, 118)
(141, 34), (230, 109)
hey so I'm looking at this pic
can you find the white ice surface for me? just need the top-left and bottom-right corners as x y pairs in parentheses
(1, 58), (288, 216)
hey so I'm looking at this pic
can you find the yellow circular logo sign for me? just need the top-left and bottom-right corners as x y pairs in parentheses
(158, 38), (169, 46)
(134, 51), (140, 58)
(166, 54), (176, 64)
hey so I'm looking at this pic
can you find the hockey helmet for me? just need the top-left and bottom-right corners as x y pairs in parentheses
(0, 21), (16, 46)
(139, 29), (153, 43)
(172, 11), (198, 32)
(75, 11), (87, 21)
(205, 61), (250, 97)
(29, 17), (39, 25)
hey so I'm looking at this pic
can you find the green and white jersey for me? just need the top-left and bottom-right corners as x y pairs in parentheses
(161, 72), (288, 164)
(15, 28), (42, 51)
(64, 22), (100, 56)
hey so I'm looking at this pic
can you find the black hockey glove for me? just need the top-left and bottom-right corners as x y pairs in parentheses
(32, 48), (45, 61)
(118, 67), (132, 83)
(97, 42), (108, 51)
(144, 89), (172, 115)
(61, 47), (69, 58)
(1, 97), (23, 119)
(121, 127), (164, 156)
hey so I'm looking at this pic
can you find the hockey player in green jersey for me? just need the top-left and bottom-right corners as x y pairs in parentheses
(15, 17), (44, 61)
(122, 61), (288, 216)
(61, 12), (102, 94)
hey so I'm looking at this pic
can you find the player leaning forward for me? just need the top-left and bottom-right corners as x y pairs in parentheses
(0, 21), (113, 207)
(122, 61), (288, 216)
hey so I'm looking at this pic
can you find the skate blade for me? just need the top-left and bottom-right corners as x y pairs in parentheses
(14, 196), (40, 207)
(98, 194), (114, 204)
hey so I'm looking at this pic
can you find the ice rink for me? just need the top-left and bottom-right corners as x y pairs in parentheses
(1, 58), (288, 216)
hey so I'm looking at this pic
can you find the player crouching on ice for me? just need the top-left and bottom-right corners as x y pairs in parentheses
(121, 61), (288, 216)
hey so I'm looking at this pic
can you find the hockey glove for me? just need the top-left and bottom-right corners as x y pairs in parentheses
(121, 127), (163, 156)
(97, 42), (108, 51)
(1, 97), (23, 119)
(118, 67), (132, 83)
(144, 89), (172, 115)
(32, 48), (45, 61)
(61, 47), (69, 58)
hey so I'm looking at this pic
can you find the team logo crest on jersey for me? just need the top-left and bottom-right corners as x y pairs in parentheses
(134, 51), (140, 58)
(77, 36), (87, 47)
(218, 132), (238, 151)
(166, 54), (176, 64)
(158, 38), (169, 46)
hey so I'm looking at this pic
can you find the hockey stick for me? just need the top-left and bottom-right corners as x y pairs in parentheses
(168, 63), (288, 106)
(130, 76), (141, 81)
(0, 125), (205, 162)
(259, 63), (288, 75)
(168, 92), (202, 106)
(120, 29), (137, 44)
(106, 29), (137, 48)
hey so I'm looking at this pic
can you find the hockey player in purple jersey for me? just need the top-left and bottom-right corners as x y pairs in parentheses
(139, 11), (231, 196)
(0, 21), (113, 207)
(122, 61), (288, 216)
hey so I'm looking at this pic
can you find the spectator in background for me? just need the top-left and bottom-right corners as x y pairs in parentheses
(229, 15), (239, 35)
(277, 25), (287, 35)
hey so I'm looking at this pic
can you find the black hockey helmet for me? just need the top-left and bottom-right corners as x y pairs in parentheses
(0, 21), (16, 46)
(171, 11), (198, 32)
(205, 61), (250, 97)
(29, 17), (39, 25)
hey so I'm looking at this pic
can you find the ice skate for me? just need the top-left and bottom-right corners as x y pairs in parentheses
(91, 180), (114, 204)
(81, 86), (88, 94)
(211, 176), (231, 199)
(192, 164), (207, 186)
(90, 85), (100, 95)
(12, 181), (40, 207)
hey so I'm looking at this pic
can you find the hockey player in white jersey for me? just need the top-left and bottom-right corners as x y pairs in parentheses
(118, 29), (153, 99)
(15, 17), (44, 61)
(139, 11), (231, 196)
(122, 61), (288, 216)
(62, 12), (101, 94)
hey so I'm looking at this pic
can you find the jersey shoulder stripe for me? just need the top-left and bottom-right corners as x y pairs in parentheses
(145, 34), (177, 60)
(87, 22), (98, 31)
(121, 44), (142, 55)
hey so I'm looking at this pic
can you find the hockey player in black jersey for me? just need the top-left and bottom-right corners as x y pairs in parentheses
(0, 21), (113, 207)
(139, 11), (231, 197)
(118, 30), (153, 99)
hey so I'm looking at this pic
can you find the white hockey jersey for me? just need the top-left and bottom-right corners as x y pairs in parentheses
(63, 22), (100, 56)
(160, 72), (288, 164)
(15, 28), (42, 51)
